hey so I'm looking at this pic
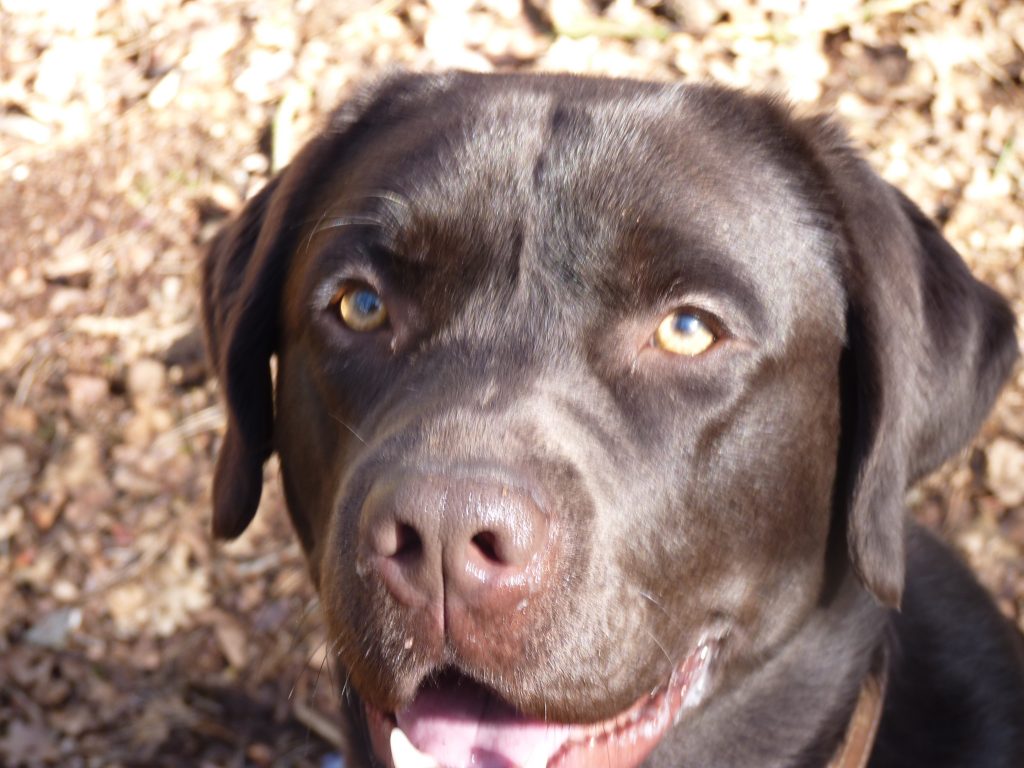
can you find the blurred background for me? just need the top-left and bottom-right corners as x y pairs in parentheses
(0, 0), (1021, 765)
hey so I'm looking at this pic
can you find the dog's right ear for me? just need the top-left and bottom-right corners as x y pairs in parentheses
(201, 129), (350, 539)
(201, 174), (284, 539)
(201, 70), (445, 539)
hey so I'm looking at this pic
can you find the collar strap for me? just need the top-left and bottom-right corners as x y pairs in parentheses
(827, 645), (889, 768)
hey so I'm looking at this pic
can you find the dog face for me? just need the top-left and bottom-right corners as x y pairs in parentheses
(202, 73), (1017, 768)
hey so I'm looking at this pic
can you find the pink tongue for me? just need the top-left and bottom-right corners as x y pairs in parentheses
(395, 681), (572, 768)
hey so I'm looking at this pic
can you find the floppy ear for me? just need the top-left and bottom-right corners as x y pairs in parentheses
(201, 174), (285, 539)
(201, 131), (357, 540)
(201, 71), (441, 539)
(796, 116), (1019, 608)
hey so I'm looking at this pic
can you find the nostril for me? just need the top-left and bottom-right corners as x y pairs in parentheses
(395, 523), (423, 560)
(471, 531), (502, 565)
(371, 521), (424, 560)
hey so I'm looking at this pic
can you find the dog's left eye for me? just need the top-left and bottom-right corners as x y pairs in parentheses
(333, 284), (389, 332)
(654, 311), (717, 356)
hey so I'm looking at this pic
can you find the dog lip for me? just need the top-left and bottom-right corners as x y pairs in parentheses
(364, 638), (719, 768)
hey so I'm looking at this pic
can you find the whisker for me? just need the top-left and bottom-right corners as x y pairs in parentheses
(329, 411), (367, 444)
(287, 598), (325, 653)
(316, 214), (390, 232)
(638, 589), (667, 613)
(324, 642), (341, 706)
(642, 625), (674, 669)
(301, 191), (412, 250)
(363, 190), (412, 214)
(311, 640), (331, 699)
(258, 592), (322, 700)
(638, 588), (686, 637)
(290, 634), (330, 701)
(301, 208), (331, 255)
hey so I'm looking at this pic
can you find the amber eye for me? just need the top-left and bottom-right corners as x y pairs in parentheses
(654, 311), (717, 356)
(335, 284), (388, 331)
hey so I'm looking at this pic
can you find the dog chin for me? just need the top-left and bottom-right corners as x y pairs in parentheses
(360, 637), (719, 768)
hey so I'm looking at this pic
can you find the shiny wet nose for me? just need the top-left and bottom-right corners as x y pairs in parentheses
(360, 473), (549, 618)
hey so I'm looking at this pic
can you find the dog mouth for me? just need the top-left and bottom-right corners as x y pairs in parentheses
(364, 638), (718, 768)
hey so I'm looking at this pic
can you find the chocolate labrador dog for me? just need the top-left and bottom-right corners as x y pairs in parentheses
(201, 72), (1024, 768)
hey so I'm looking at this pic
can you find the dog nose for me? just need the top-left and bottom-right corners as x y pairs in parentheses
(360, 473), (549, 622)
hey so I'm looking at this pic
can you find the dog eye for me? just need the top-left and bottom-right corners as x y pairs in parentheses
(654, 311), (717, 356)
(334, 284), (389, 332)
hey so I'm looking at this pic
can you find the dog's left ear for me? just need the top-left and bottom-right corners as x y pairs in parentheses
(795, 115), (1019, 608)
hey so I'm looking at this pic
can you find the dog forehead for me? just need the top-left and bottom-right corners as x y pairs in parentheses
(311, 76), (845, 336)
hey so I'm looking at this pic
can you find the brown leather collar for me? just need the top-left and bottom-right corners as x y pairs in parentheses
(826, 645), (889, 768)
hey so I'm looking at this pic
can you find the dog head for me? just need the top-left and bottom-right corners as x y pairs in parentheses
(202, 72), (1018, 768)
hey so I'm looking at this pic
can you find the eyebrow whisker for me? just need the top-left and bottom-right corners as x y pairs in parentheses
(301, 207), (332, 256)
(314, 214), (389, 233)
(362, 190), (411, 212)
(307, 191), (412, 235)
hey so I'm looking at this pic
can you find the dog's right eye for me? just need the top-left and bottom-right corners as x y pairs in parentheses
(333, 284), (389, 332)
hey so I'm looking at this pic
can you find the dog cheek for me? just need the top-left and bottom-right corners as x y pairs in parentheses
(651, 363), (840, 651)
(717, 373), (840, 645)
(276, 347), (359, 565)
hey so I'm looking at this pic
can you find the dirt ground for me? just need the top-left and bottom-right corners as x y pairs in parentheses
(0, 0), (1021, 766)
